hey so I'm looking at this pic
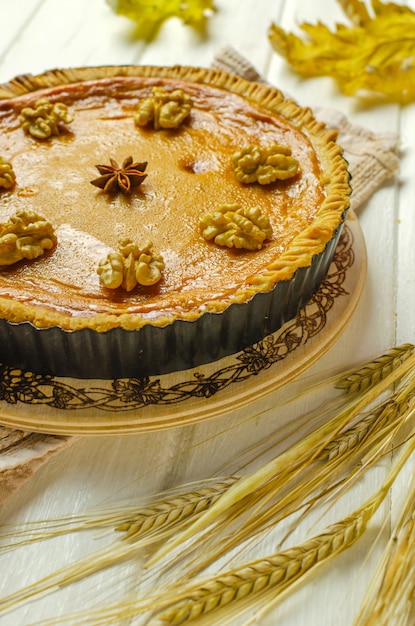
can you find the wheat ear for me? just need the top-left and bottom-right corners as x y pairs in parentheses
(149, 438), (415, 626)
(0, 478), (238, 616)
(318, 382), (413, 462)
(335, 343), (415, 394)
(147, 350), (415, 567)
(28, 438), (413, 626)
(115, 478), (239, 541)
(0, 477), (237, 554)
(176, 379), (415, 583)
(148, 361), (415, 583)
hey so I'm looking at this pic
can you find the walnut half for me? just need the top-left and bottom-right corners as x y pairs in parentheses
(20, 98), (73, 139)
(200, 204), (273, 250)
(232, 144), (299, 185)
(134, 87), (193, 130)
(0, 157), (16, 190)
(0, 209), (57, 266)
(98, 238), (165, 292)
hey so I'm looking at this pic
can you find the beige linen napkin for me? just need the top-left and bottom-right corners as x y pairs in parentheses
(0, 47), (400, 504)
(0, 427), (71, 503)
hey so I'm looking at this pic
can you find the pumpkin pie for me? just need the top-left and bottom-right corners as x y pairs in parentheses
(0, 66), (350, 378)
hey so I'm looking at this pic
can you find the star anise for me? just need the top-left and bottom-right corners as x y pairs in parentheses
(90, 156), (147, 194)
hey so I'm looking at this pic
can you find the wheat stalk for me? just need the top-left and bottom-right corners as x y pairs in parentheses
(144, 356), (415, 584)
(135, 367), (415, 598)
(354, 474), (415, 626)
(0, 477), (238, 554)
(3, 346), (415, 623)
(0, 380), (395, 611)
(145, 437), (415, 626)
(0, 478), (238, 616)
(147, 350), (415, 567)
(177, 385), (415, 583)
(3, 392), (404, 620)
(2, 346), (409, 556)
(28, 438), (414, 626)
(218, 345), (415, 475)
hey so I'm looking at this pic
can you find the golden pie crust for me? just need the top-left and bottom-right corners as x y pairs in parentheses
(0, 66), (350, 333)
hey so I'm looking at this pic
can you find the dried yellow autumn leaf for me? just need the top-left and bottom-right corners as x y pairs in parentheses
(107, 0), (215, 39)
(268, 0), (415, 102)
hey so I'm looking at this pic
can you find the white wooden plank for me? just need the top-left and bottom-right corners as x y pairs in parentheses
(0, 0), (140, 82)
(0, 1), (413, 625)
(1, 0), (45, 60)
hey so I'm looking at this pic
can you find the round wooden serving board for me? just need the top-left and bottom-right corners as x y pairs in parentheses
(0, 212), (366, 435)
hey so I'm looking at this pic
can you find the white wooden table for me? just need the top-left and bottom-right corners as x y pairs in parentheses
(0, 1), (414, 624)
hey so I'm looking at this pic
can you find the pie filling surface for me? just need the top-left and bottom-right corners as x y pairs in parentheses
(0, 67), (350, 331)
